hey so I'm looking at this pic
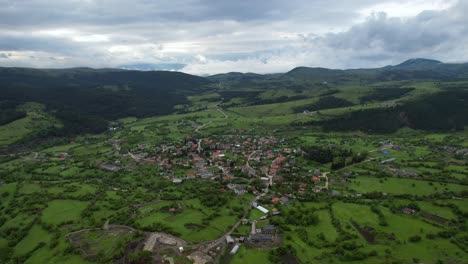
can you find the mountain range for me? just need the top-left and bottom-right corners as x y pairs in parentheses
(0, 58), (467, 138)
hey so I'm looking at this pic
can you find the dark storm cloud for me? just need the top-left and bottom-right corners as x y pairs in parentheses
(0, 34), (84, 55)
(0, 0), (372, 26)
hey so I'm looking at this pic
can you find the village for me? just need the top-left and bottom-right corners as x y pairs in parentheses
(84, 131), (335, 262)
(2, 125), (466, 264)
(102, 131), (331, 197)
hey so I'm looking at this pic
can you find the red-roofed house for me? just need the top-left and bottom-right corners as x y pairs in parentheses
(312, 176), (320, 183)
(274, 156), (286, 165)
(213, 151), (225, 157)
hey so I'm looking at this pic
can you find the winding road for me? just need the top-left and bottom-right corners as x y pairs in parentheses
(194, 102), (228, 133)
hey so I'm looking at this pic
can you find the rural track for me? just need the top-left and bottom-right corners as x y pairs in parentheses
(194, 102), (228, 133)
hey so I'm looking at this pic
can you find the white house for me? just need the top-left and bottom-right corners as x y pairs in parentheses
(256, 206), (269, 214)
(230, 244), (240, 255)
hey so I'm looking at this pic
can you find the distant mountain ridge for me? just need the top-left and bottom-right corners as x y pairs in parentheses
(1, 57), (467, 137)
(208, 58), (468, 84)
(119, 63), (186, 71)
(391, 58), (442, 69)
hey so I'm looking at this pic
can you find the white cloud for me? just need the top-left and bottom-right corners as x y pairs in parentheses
(359, 0), (457, 18)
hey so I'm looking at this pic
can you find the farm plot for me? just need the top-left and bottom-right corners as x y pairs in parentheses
(67, 227), (133, 259)
(41, 200), (88, 226)
(349, 176), (467, 196)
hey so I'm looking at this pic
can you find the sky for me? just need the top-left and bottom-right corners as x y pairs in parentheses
(0, 0), (467, 75)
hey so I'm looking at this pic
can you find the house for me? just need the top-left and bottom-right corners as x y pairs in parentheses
(311, 176), (320, 183)
(226, 236), (234, 244)
(242, 165), (256, 177)
(227, 183), (246, 195)
(272, 197), (280, 203)
(402, 207), (416, 215)
(250, 233), (273, 244)
(274, 156), (286, 165)
(381, 158), (396, 164)
(58, 152), (69, 159)
(279, 197), (290, 206)
(213, 151), (225, 157)
(392, 145), (402, 150)
(98, 163), (121, 172)
(186, 171), (196, 178)
(172, 178), (183, 184)
(199, 170), (213, 178)
(230, 244), (240, 255)
(331, 190), (341, 196)
(256, 206), (269, 214)
(269, 168), (277, 175)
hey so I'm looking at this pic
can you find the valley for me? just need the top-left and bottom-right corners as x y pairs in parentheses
(0, 60), (467, 264)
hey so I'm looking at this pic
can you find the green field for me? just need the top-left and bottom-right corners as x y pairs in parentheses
(349, 176), (467, 196)
(41, 200), (88, 226)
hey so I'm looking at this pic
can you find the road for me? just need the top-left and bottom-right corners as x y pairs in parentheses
(127, 151), (139, 161)
(319, 171), (329, 190)
(196, 192), (260, 254)
(135, 199), (161, 208)
(194, 121), (213, 133)
(334, 157), (377, 172)
(194, 103), (228, 133)
(215, 165), (229, 176)
(197, 138), (203, 153)
(217, 108), (228, 119)
(264, 156), (283, 192)
(246, 150), (257, 167)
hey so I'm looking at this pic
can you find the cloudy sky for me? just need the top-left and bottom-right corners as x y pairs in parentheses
(0, 0), (467, 74)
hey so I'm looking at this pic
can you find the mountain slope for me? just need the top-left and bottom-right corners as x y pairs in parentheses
(283, 59), (468, 84)
(0, 67), (211, 135)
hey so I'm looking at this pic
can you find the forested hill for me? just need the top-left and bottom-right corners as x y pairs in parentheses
(1, 58), (467, 139)
(209, 59), (468, 85)
(0, 67), (211, 135)
(282, 59), (468, 83)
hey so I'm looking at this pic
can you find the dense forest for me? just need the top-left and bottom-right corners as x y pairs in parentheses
(218, 90), (309, 108)
(0, 101), (26, 125)
(0, 67), (211, 135)
(359, 87), (415, 103)
(301, 145), (367, 170)
(303, 90), (468, 133)
(293, 96), (354, 113)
